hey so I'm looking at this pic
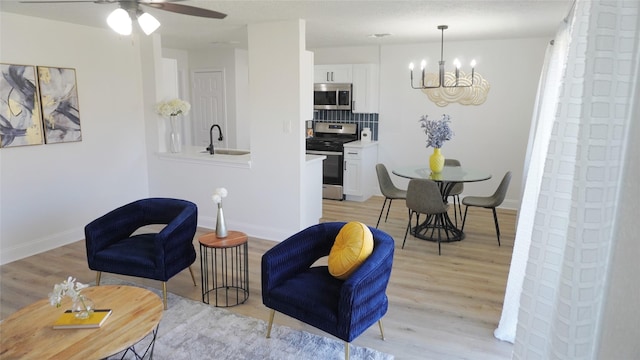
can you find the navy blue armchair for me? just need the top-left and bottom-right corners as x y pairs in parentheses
(85, 198), (198, 309)
(262, 222), (394, 360)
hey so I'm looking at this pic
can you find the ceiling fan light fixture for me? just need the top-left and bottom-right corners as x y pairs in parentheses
(107, 8), (132, 35)
(138, 12), (160, 35)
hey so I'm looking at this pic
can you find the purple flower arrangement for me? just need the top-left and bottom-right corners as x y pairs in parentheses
(419, 114), (454, 148)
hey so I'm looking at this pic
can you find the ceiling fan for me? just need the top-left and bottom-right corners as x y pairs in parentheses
(19, 0), (227, 35)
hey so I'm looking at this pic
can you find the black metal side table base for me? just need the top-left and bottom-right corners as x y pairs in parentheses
(199, 231), (250, 307)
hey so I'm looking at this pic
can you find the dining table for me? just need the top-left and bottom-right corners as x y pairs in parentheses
(393, 165), (492, 242)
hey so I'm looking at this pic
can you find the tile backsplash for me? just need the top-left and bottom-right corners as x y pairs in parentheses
(313, 110), (379, 141)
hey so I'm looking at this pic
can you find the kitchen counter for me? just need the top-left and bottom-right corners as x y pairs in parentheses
(344, 140), (378, 148)
(156, 146), (251, 168)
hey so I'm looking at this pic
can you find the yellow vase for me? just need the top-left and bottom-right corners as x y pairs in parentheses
(429, 148), (445, 173)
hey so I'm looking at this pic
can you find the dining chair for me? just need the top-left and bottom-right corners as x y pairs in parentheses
(375, 163), (407, 228)
(403, 179), (450, 255)
(444, 159), (463, 226)
(461, 171), (512, 246)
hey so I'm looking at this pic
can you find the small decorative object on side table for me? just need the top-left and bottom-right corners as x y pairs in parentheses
(211, 187), (228, 238)
(199, 230), (249, 307)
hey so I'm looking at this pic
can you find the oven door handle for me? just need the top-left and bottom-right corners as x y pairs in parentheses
(306, 150), (342, 156)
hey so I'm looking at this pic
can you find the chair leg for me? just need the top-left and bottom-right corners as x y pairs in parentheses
(461, 206), (469, 232)
(452, 196), (459, 227)
(376, 198), (389, 228)
(378, 319), (385, 340)
(491, 207), (501, 246)
(384, 199), (393, 223)
(456, 195), (463, 226)
(345, 342), (350, 360)
(95, 271), (102, 286)
(188, 265), (197, 286)
(402, 210), (413, 249)
(162, 282), (168, 310)
(266, 309), (275, 338)
(436, 214), (442, 256)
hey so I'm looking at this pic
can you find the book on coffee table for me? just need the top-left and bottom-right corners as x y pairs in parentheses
(53, 309), (112, 329)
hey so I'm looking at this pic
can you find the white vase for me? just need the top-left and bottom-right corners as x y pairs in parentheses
(216, 203), (228, 238)
(169, 116), (182, 153)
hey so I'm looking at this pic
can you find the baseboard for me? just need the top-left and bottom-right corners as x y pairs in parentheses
(0, 228), (84, 266)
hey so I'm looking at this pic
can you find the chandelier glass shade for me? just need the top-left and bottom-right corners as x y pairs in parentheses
(107, 7), (160, 36)
(409, 25), (477, 89)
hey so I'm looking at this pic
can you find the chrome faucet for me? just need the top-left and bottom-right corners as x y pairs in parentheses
(206, 124), (224, 154)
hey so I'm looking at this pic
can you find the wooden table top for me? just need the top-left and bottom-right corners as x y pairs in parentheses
(0, 285), (163, 360)
(199, 230), (248, 248)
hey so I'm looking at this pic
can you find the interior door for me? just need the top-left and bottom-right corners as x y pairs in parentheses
(191, 70), (226, 148)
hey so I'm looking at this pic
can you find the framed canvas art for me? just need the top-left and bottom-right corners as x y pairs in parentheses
(0, 63), (44, 148)
(37, 66), (82, 144)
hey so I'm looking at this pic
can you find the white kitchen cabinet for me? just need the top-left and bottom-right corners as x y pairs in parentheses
(314, 64), (352, 83)
(343, 141), (378, 202)
(351, 64), (379, 113)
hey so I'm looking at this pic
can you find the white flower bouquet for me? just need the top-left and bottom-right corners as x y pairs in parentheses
(48, 276), (88, 308)
(212, 187), (228, 205)
(156, 98), (191, 117)
(418, 114), (454, 148)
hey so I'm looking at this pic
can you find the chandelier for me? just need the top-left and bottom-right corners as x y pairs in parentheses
(409, 25), (476, 89)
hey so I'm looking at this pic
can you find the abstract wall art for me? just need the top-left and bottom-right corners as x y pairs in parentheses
(0, 63), (44, 148)
(37, 66), (82, 144)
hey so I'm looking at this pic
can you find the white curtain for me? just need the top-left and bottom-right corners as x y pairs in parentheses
(494, 10), (572, 345)
(494, 0), (640, 357)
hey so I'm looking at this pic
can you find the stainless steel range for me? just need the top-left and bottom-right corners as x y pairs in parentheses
(306, 122), (358, 200)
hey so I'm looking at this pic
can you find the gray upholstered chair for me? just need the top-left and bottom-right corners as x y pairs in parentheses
(403, 179), (450, 255)
(444, 159), (464, 225)
(375, 163), (407, 228)
(461, 171), (512, 246)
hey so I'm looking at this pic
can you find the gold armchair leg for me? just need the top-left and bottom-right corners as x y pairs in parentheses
(162, 282), (168, 310)
(266, 309), (275, 338)
(378, 319), (385, 340)
(345, 342), (350, 360)
(188, 266), (197, 286)
(95, 271), (102, 286)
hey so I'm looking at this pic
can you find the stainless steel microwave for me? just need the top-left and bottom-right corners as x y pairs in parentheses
(314, 83), (352, 110)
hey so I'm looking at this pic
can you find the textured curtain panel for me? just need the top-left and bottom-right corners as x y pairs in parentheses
(494, 20), (571, 344)
(506, 0), (640, 358)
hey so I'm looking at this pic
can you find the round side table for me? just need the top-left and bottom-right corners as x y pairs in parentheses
(199, 230), (249, 307)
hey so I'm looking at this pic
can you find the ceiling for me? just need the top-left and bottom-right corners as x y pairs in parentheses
(0, 0), (573, 50)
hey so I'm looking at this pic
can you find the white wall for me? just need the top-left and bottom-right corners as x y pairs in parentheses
(313, 37), (548, 209)
(0, 13), (150, 264)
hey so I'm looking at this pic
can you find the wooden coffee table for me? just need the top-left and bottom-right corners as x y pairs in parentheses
(0, 285), (163, 359)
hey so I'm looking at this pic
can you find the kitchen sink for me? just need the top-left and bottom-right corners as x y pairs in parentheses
(201, 149), (250, 155)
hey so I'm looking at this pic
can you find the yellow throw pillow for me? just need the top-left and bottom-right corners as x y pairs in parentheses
(328, 222), (374, 280)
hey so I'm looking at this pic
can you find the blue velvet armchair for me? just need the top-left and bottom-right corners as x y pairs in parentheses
(85, 198), (198, 309)
(261, 222), (395, 360)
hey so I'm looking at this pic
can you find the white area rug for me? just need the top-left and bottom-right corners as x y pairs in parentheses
(100, 278), (393, 360)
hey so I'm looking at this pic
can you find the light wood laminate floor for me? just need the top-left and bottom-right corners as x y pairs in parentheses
(0, 197), (515, 359)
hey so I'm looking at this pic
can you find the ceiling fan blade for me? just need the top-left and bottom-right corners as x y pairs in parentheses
(19, 1), (116, 3)
(142, 2), (227, 19)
